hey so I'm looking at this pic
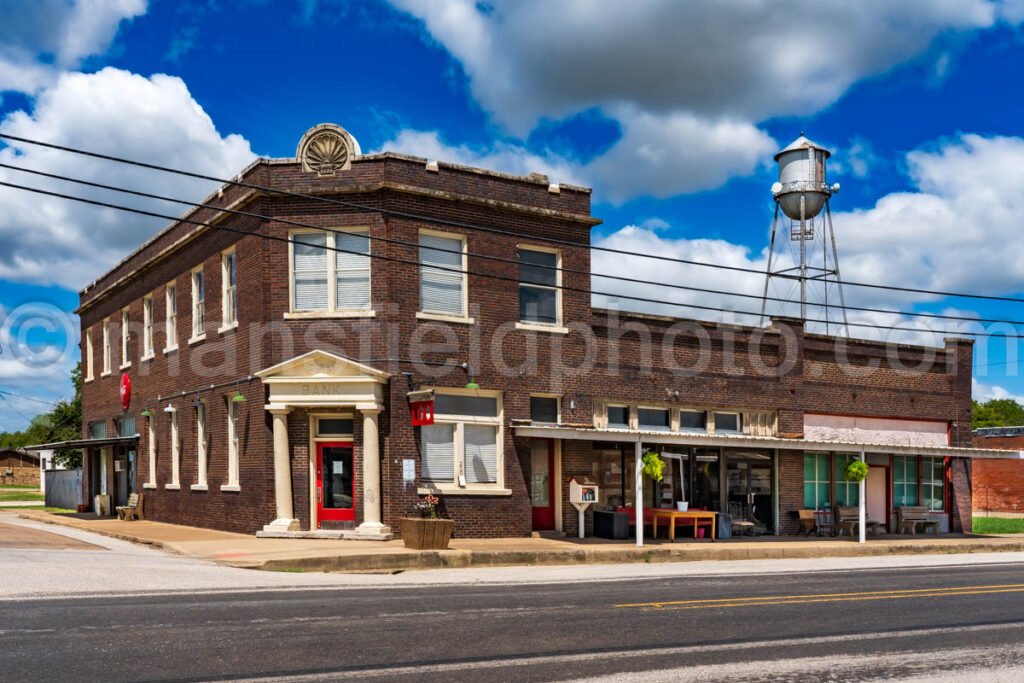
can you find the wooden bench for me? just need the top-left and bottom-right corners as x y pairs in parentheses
(116, 493), (143, 521)
(836, 506), (883, 536)
(897, 505), (939, 535)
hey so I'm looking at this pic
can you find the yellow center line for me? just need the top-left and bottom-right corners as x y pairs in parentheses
(615, 583), (1024, 610)
(651, 587), (1024, 611)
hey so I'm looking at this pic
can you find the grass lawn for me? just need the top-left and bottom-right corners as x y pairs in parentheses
(0, 490), (45, 502)
(0, 506), (74, 513)
(0, 484), (40, 490)
(973, 517), (1024, 534)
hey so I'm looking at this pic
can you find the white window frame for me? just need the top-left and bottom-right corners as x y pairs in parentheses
(678, 409), (708, 432)
(712, 411), (742, 434)
(418, 389), (507, 495)
(144, 416), (157, 489)
(219, 248), (238, 332)
(190, 267), (206, 343)
(416, 228), (473, 324)
(164, 281), (178, 353)
(222, 399), (241, 492)
(142, 295), (155, 361)
(119, 309), (131, 370)
(192, 400), (208, 490)
(515, 244), (567, 334)
(101, 318), (112, 376)
(166, 410), (180, 490)
(529, 394), (561, 424)
(84, 327), (94, 382)
(286, 228), (375, 318)
(637, 405), (672, 432)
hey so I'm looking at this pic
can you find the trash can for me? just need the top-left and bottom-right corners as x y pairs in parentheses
(717, 513), (733, 539)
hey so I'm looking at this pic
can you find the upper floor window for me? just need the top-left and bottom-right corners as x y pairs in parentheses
(638, 407), (670, 431)
(290, 230), (371, 313)
(518, 247), (560, 325)
(419, 232), (466, 318)
(89, 420), (107, 439)
(165, 282), (178, 351)
(115, 414), (136, 437)
(84, 328), (94, 381)
(191, 268), (205, 339)
(713, 412), (741, 433)
(119, 309), (131, 369)
(222, 250), (237, 327)
(142, 295), (154, 359)
(421, 392), (502, 489)
(102, 318), (111, 375)
(530, 395), (559, 424)
(607, 405), (629, 429)
(679, 410), (707, 431)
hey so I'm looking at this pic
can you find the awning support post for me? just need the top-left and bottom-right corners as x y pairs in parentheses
(635, 438), (643, 548)
(859, 448), (867, 545)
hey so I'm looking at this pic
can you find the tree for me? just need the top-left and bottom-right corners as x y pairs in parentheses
(0, 362), (83, 468)
(972, 398), (1024, 429)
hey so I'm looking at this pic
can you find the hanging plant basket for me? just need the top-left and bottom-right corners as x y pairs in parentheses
(641, 451), (665, 482)
(844, 460), (869, 483)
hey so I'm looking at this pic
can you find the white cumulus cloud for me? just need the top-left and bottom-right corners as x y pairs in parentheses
(0, 67), (257, 288)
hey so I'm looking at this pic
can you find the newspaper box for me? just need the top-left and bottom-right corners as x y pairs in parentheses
(569, 476), (599, 539)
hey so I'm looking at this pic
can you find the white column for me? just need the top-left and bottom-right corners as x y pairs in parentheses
(263, 408), (298, 532)
(858, 449), (866, 545)
(635, 438), (644, 548)
(352, 408), (392, 539)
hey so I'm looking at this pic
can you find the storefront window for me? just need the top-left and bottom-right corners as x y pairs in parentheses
(803, 453), (830, 509)
(922, 457), (945, 511)
(593, 450), (624, 508)
(832, 454), (860, 506)
(893, 455), (918, 506)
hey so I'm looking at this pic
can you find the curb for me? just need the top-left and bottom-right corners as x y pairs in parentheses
(18, 511), (1024, 573)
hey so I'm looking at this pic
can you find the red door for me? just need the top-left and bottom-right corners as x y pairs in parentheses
(530, 439), (556, 531)
(316, 442), (354, 528)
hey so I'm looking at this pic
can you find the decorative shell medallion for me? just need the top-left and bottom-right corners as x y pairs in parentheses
(300, 128), (352, 176)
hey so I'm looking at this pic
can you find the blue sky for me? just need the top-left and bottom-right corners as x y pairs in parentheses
(2, 0), (1024, 430)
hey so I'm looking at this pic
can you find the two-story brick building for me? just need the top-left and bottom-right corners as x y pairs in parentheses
(68, 124), (1011, 539)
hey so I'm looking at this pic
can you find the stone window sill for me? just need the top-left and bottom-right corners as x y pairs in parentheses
(164, 484), (181, 490)
(217, 321), (239, 334)
(141, 353), (155, 363)
(284, 310), (377, 320)
(515, 321), (569, 335)
(187, 334), (206, 346)
(415, 312), (475, 325)
(142, 483), (157, 490)
(119, 362), (132, 370)
(190, 484), (208, 491)
(417, 486), (512, 497)
(100, 370), (112, 378)
(163, 345), (178, 356)
(220, 484), (241, 493)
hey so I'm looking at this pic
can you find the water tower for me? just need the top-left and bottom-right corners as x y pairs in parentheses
(759, 134), (848, 335)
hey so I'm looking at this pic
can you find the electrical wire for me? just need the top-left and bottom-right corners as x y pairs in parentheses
(2, 161), (1023, 329)
(1, 177), (1019, 340)
(4, 131), (1024, 305)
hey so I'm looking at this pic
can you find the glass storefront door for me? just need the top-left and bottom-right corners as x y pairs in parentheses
(725, 451), (774, 534)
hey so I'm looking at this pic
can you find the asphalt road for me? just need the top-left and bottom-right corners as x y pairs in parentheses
(6, 562), (1024, 682)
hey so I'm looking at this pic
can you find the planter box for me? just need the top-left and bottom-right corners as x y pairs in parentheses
(400, 517), (455, 550)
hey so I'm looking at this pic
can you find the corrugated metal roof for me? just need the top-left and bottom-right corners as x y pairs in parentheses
(513, 424), (1022, 459)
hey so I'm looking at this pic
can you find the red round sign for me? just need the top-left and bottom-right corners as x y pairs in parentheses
(119, 373), (132, 411)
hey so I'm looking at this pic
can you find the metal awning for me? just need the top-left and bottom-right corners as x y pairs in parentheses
(512, 424), (1024, 460)
(23, 435), (139, 451)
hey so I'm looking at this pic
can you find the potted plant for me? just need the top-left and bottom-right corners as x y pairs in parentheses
(400, 494), (455, 550)
(641, 450), (665, 482)
(844, 460), (869, 484)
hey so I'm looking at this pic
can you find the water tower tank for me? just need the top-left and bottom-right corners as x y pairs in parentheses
(772, 135), (832, 220)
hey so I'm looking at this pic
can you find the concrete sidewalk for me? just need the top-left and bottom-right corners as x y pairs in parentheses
(18, 510), (1024, 573)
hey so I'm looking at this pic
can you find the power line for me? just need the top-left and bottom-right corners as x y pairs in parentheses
(4, 131), (1024, 305)
(2, 177), (1020, 340)
(3, 161), (1023, 329)
(0, 389), (62, 408)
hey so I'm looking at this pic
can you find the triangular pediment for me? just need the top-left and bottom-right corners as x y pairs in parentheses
(256, 350), (389, 382)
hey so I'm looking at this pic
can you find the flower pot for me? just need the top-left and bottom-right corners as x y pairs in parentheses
(400, 517), (455, 550)
(676, 502), (689, 512)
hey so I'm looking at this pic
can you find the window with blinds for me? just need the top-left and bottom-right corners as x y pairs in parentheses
(291, 230), (371, 312)
(419, 232), (465, 316)
(192, 269), (205, 337)
(422, 423), (455, 483)
(419, 391), (502, 488)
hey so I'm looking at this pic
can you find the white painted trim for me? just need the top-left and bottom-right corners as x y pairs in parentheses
(417, 486), (513, 496)
(190, 484), (209, 491)
(515, 322), (569, 334)
(418, 227), (469, 318)
(220, 484), (241, 493)
(217, 322), (239, 334)
(187, 334), (206, 346)
(287, 226), (373, 315)
(164, 484), (180, 490)
(283, 310), (377, 320)
(554, 438), (564, 533)
(416, 311), (475, 325)
(142, 483), (157, 489)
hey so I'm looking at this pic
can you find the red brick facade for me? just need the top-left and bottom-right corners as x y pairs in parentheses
(77, 130), (977, 538)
